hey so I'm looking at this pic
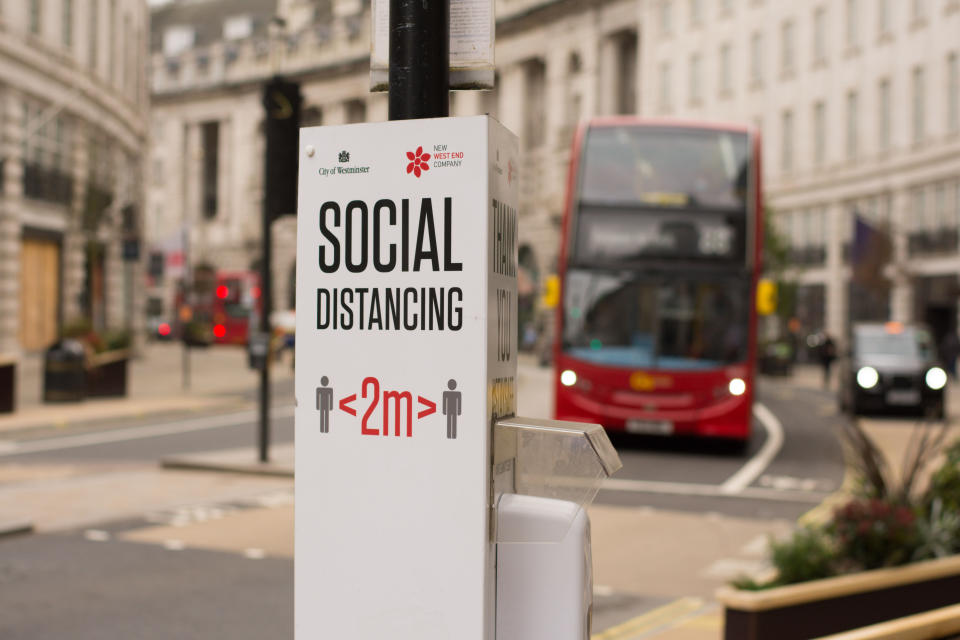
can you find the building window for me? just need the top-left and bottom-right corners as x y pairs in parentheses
(845, 0), (858, 48)
(21, 102), (74, 206)
(109, 0), (116, 84)
(614, 30), (638, 114)
(912, 66), (925, 143)
(781, 20), (795, 74)
(690, 0), (703, 26)
(878, 78), (891, 150)
(89, 0), (98, 69)
(781, 109), (793, 173)
(659, 61), (672, 110)
(948, 53), (958, 133)
(523, 59), (547, 148)
(29, 0), (41, 34)
(846, 90), (858, 160)
(911, 0), (925, 21)
(750, 32), (763, 85)
(813, 101), (826, 167)
(200, 121), (219, 219)
(63, 0), (73, 47)
(689, 53), (702, 104)
(661, 0), (673, 35)
(813, 6), (827, 64)
(877, 0), (891, 35)
(719, 42), (732, 94)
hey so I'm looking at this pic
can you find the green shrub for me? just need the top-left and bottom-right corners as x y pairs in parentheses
(731, 527), (836, 590)
(100, 329), (131, 352)
(925, 441), (960, 515)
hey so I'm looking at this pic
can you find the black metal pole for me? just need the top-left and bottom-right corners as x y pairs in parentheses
(388, 0), (449, 120)
(259, 193), (272, 463)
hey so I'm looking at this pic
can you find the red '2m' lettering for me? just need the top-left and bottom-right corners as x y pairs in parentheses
(359, 376), (414, 437)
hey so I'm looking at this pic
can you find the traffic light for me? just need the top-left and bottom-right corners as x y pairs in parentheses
(263, 76), (302, 220)
(756, 279), (777, 316)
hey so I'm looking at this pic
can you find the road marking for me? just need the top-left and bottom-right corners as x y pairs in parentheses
(164, 539), (185, 551)
(591, 597), (705, 640)
(84, 529), (111, 542)
(740, 534), (769, 556)
(601, 477), (827, 503)
(720, 403), (784, 495)
(244, 548), (266, 560)
(700, 557), (769, 580)
(0, 406), (295, 457)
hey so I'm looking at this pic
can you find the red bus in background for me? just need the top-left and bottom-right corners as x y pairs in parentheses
(553, 119), (762, 445)
(209, 271), (261, 344)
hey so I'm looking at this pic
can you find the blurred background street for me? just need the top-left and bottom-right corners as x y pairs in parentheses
(0, 0), (959, 637)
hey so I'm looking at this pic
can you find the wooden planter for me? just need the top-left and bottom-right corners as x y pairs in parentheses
(716, 555), (960, 639)
(86, 349), (130, 398)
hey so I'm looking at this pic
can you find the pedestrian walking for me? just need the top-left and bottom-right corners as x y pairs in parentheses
(820, 333), (837, 389)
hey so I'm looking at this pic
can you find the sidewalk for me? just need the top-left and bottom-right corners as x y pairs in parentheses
(0, 342), (294, 434)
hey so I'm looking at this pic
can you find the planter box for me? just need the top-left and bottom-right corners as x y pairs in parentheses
(716, 555), (960, 639)
(86, 349), (130, 398)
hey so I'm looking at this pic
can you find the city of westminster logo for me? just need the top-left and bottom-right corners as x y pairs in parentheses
(338, 150), (350, 163)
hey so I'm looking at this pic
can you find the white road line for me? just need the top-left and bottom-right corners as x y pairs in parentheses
(244, 548), (266, 560)
(600, 477), (826, 503)
(164, 539), (186, 551)
(84, 529), (111, 542)
(0, 406), (295, 457)
(720, 403), (784, 495)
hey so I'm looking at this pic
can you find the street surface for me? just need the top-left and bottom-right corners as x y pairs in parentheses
(0, 354), (864, 638)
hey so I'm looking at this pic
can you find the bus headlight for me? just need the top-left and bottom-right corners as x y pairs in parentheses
(926, 367), (947, 390)
(560, 370), (577, 387)
(857, 366), (879, 389)
(728, 378), (747, 396)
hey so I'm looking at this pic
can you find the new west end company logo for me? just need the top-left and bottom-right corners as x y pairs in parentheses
(319, 150), (369, 176)
(405, 144), (466, 177)
(405, 146), (431, 177)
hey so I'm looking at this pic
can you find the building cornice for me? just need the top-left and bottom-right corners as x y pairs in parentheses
(0, 26), (147, 148)
(768, 143), (960, 202)
(150, 54), (370, 105)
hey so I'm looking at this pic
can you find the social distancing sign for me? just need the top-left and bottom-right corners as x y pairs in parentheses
(295, 116), (518, 640)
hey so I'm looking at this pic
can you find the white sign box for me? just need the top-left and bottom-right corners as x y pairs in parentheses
(295, 116), (518, 639)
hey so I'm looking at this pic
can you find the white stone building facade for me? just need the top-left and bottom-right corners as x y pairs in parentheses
(0, 0), (149, 354)
(149, 0), (960, 345)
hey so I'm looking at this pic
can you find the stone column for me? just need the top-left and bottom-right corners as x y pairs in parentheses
(888, 188), (912, 323)
(825, 201), (847, 342)
(0, 91), (23, 355)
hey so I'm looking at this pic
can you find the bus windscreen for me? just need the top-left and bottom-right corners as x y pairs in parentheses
(562, 270), (749, 370)
(579, 126), (749, 210)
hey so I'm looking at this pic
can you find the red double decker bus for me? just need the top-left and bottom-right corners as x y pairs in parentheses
(553, 119), (762, 444)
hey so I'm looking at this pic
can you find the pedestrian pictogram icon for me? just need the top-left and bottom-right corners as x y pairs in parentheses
(443, 379), (461, 439)
(316, 376), (334, 433)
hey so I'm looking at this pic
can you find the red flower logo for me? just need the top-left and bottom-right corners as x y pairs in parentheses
(406, 146), (431, 177)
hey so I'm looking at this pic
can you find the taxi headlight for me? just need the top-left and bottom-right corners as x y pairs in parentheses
(728, 378), (747, 396)
(856, 366), (879, 389)
(560, 369), (577, 387)
(926, 367), (947, 390)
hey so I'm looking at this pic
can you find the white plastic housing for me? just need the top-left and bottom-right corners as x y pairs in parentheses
(495, 493), (592, 640)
